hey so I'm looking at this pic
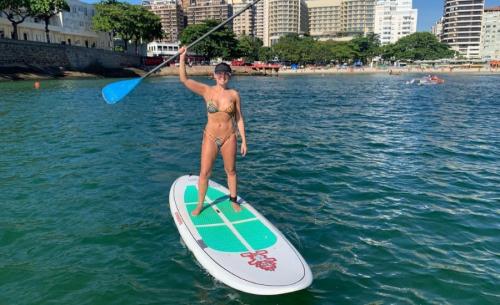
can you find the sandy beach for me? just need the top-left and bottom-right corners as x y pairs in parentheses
(1, 64), (499, 81)
(278, 66), (500, 75)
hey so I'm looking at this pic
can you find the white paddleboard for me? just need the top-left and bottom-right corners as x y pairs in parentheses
(169, 175), (313, 295)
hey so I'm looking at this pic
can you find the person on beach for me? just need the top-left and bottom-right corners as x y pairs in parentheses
(178, 47), (248, 216)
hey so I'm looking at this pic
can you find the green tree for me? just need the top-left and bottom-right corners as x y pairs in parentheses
(0, 0), (33, 40)
(311, 41), (334, 64)
(128, 5), (162, 54)
(271, 34), (303, 63)
(350, 33), (380, 64)
(180, 19), (238, 60)
(382, 32), (455, 61)
(298, 35), (316, 63)
(258, 46), (274, 62)
(93, 1), (132, 50)
(329, 41), (356, 63)
(30, 0), (70, 44)
(237, 35), (262, 62)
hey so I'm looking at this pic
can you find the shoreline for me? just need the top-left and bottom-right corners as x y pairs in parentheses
(1, 65), (499, 81)
(278, 67), (500, 75)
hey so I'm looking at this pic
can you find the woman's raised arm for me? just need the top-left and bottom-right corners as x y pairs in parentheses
(179, 47), (209, 97)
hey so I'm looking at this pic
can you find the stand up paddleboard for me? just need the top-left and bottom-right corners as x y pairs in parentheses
(169, 175), (313, 295)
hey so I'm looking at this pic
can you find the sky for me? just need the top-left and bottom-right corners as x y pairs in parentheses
(82, 0), (500, 31)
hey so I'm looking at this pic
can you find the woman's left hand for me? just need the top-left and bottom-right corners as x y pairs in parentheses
(240, 142), (247, 157)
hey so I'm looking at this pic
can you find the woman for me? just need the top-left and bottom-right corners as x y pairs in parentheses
(178, 47), (247, 216)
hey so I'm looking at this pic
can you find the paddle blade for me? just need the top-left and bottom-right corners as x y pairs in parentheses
(102, 78), (142, 104)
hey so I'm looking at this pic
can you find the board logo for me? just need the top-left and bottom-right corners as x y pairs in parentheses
(241, 250), (277, 271)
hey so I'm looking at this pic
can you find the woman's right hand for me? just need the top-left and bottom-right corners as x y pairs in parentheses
(179, 47), (187, 59)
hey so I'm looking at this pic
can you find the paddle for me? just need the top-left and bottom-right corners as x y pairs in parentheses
(102, 0), (263, 104)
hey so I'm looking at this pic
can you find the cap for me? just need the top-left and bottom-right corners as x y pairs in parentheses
(214, 63), (232, 74)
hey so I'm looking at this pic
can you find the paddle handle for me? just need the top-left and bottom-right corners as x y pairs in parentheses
(143, 0), (263, 78)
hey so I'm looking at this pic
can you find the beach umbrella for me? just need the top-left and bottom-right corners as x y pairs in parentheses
(101, 0), (262, 104)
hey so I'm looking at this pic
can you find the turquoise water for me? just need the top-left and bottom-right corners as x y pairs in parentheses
(0, 74), (499, 305)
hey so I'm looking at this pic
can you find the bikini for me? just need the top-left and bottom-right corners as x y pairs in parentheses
(204, 100), (236, 150)
(204, 100), (239, 205)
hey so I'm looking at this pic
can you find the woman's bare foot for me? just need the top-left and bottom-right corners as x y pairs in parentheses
(231, 200), (242, 213)
(191, 203), (204, 216)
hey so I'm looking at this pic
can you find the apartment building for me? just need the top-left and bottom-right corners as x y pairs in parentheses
(260, 0), (308, 46)
(374, 0), (417, 44)
(441, 0), (484, 59)
(143, 0), (184, 43)
(341, 0), (375, 36)
(232, 0), (256, 37)
(307, 0), (342, 40)
(0, 0), (111, 49)
(480, 7), (500, 60)
(186, 0), (231, 25)
(431, 17), (444, 39)
(253, 0), (267, 43)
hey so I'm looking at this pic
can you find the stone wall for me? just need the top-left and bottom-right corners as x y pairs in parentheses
(0, 39), (140, 70)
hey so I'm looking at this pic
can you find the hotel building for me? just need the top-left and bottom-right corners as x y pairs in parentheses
(142, 0), (185, 43)
(0, 0), (111, 49)
(186, 0), (231, 25)
(341, 0), (375, 36)
(256, 0), (308, 46)
(441, 0), (484, 59)
(307, 0), (342, 40)
(480, 7), (500, 60)
(253, 0), (267, 42)
(232, 0), (256, 37)
(373, 0), (417, 44)
(431, 17), (444, 39)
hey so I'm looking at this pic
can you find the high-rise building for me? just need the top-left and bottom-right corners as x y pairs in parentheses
(143, 0), (184, 43)
(307, 0), (342, 40)
(260, 0), (308, 46)
(480, 7), (500, 60)
(341, 0), (375, 36)
(254, 0), (266, 42)
(186, 0), (231, 25)
(441, 0), (484, 59)
(431, 17), (444, 39)
(232, 0), (256, 37)
(373, 0), (417, 44)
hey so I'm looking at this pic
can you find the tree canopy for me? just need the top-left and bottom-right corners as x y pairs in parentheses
(0, 0), (33, 40)
(179, 19), (239, 60)
(237, 35), (263, 62)
(30, 0), (70, 44)
(380, 32), (455, 61)
(92, 1), (162, 52)
(250, 32), (454, 65)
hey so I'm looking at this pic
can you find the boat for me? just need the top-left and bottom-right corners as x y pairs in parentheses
(406, 75), (445, 85)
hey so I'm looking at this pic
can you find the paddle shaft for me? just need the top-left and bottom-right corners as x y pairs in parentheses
(143, 0), (263, 78)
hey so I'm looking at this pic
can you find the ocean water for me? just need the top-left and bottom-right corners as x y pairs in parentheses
(0, 74), (498, 305)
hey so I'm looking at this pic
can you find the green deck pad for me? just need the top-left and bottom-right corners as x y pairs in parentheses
(205, 187), (255, 222)
(183, 184), (277, 252)
(184, 187), (223, 226)
(216, 200), (255, 222)
(186, 202), (224, 226)
(183, 185), (199, 203)
(233, 220), (277, 250)
(197, 225), (247, 252)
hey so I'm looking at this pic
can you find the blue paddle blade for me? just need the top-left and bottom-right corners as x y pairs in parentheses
(102, 78), (142, 104)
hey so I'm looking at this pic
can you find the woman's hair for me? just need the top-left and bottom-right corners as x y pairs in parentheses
(214, 63), (232, 74)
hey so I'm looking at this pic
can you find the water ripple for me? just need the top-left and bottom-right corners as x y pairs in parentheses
(0, 75), (499, 305)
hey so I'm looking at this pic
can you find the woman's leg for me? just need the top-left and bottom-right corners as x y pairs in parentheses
(193, 134), (218, 216)
(220, 134), (241, 212)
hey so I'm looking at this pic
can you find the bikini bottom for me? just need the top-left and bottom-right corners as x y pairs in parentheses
(204, 129), (236, 150)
